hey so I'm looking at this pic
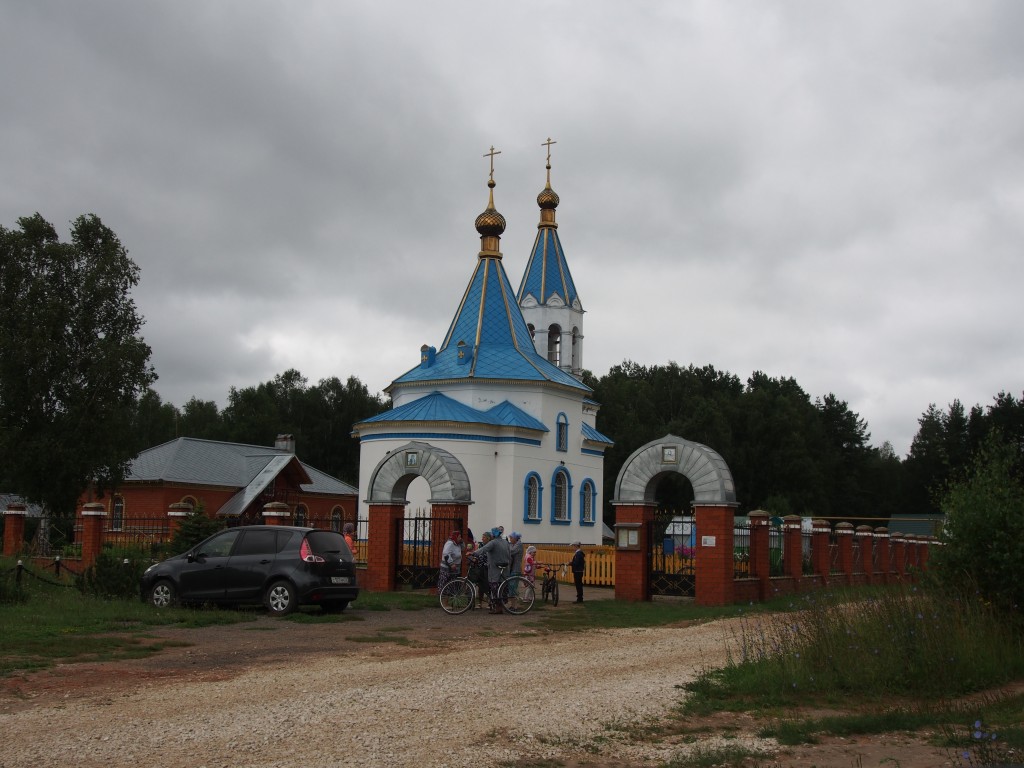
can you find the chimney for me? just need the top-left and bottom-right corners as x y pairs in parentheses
(275, 434), (295, 453)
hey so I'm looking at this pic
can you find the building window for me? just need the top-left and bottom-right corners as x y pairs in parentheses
(551, 468), (571, 524)
(331, 507), (342, 532)
(580, 479), (596, 525)
(111, 495), (124, 532)
(556, 412), (569, 452)
(180, 496), (198, 512)
(547, 324), (561, 367)
(295, 504), (307, 527)
(524, 473), (542, 522)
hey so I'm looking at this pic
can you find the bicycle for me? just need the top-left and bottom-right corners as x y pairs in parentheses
(539, 562), (566, 606)
(439, 567), (535, 615)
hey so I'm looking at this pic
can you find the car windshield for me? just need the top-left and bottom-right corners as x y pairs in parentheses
(305, 530), (351, 559)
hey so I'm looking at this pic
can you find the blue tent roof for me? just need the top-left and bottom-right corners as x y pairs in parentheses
(391, 251), (589, 393)
(516, 225), (580, 309)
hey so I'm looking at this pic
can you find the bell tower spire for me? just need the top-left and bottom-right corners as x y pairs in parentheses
(516, 138), (585, 378)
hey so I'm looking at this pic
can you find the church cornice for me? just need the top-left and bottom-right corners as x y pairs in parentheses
(386, 377), (587, 397)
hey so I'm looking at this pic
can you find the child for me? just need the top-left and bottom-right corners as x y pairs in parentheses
(523, 545), (537, 584)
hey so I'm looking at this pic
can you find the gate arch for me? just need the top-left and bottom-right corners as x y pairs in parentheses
(613, 435), (737, 600)
(366, 441), (472, 503)
(614, 435), (735, 504)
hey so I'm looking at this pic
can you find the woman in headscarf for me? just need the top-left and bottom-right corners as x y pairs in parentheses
(437, 529), (463, 592)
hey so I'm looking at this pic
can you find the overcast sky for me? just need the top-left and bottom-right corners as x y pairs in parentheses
(2, 1), (1022, 458)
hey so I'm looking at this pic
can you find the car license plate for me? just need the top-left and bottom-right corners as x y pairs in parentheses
(331, 576), (351, 585)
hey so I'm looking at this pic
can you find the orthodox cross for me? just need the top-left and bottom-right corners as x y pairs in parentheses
(483, 145), (501, 182)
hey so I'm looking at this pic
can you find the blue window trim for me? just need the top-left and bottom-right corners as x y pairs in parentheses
(523, 472), (543, 525)
(578, 479), (597, 526)
(556, 412), (569, 452)
(550, 466), (572, 525)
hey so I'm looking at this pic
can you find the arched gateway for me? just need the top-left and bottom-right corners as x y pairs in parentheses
(612, 435), (739, 604)
(363, 442), (473, 592)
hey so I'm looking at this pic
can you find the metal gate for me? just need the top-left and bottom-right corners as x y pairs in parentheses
(647, 510), (696, 597)
(394, 515), (464, 589)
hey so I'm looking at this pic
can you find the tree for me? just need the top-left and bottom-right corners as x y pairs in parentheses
(0, 213), (155, 515)
(931, 436), (1024, 614)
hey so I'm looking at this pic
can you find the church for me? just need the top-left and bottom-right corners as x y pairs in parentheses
(352, 143), (612, 546)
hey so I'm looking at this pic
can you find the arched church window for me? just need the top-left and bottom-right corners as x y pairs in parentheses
(331, 507), (342, 532)
(527, 323), (535, 340)
(551, 468), (571, 523)
(572, 326), (581, 371)
(556, 413), (569, 452)
(579, 479), (596, 524)
(295, 504), (307, 527)
(111, 495), (124, 532)
(547, 324), (561, 367)
(524, 473), (542, 522)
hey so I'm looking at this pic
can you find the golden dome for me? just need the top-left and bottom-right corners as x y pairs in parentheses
(475, 179), (506, 237)
(537, 180), (560, 210)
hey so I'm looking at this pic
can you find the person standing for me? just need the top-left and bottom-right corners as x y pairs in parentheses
(523, 545), (537, 585)
(342, 522), (357, 556)
(508, 532), (523, 577)
(474, 527), (511, 613)
(437, 529), (463, 592)
(570, 541), (585, 603)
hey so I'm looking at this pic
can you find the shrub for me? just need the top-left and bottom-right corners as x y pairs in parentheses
(168, 504), (225, 555)
(79, 549), (149, 599)
(931, 436), (1024, 617)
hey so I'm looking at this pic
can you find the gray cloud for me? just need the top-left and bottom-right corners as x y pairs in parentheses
(2, 0), (1022, 457)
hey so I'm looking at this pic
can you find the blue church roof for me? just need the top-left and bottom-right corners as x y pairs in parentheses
(516, 226), (580, 309)
(358, 391), (548, 432)
(582, 422), (614, 445)
(390, 184), (589, 394)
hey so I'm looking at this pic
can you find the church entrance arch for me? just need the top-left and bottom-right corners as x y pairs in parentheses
(612, 435), (737, 600)
(364, 442), (473, 591)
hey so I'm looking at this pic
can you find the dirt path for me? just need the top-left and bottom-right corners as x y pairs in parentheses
(0, 604), (963, 767)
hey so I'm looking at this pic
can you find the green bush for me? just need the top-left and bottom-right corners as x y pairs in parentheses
(79, 550), (149, 599)
(168, 505), (225, 555)
(931, 436), (1024, 617)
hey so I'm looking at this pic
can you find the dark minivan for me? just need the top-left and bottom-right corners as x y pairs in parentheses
(140, 525), (359, 615)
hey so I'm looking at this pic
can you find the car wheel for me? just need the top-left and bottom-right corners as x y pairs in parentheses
(265, 580), (297, 616)
(321, 600), (349, 614)
(149, 579), (176, 609)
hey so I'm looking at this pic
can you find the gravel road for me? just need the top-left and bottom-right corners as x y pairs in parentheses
(0, 604), (755, 768)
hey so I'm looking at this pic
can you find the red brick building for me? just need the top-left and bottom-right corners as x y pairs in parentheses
(80, 435), (358, 531)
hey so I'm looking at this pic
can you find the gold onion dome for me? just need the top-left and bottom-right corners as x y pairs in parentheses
(537, 171), (560, 210)
(475, 179), (506, 237)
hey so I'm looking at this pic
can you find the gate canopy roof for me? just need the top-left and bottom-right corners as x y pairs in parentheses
(613, 435), (736, 504)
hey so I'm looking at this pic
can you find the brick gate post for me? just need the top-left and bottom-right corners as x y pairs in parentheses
(782, 515), (804, 582)
(2, 502), (27, 558)
(166, 502), (193, 540)
(365, 502), (406, 592)
(811, 520), (831, 582)
(747, 510), (770, 599)
(261, 502), (290, 526)
(855, 525), (874, 584)
(612, 502), (655, 602)
(694, 502), (739, 606)
(835, 522), (854, 584)
(873, 527), (890, 583)
(80, 502), (106, 568)
(891, 533), (906, 580)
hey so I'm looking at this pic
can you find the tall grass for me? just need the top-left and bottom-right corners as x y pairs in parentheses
(685, 585), (1024, 710)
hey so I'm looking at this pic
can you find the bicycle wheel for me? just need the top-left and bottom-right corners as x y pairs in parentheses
(498, 577), (535, 615)
(439, 578), (475, 615)
(550, 578), (559, 607)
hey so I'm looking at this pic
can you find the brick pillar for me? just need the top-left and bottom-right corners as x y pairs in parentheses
(694, 502), (738, 607)
(365, 502), (406, 592)
(748, 510), (770, 599)
(835, 522), (854, 583)
(891, 532), (906, 579)
(918, 536), (932, 572)
(612, 502), (655, 602)
(855, 525), (874, 583)
(166, 502), (192, 540)
(431, 503), (469, 579)
(782, 515), (803, 581)
(80, 502), (106, 568)
(3, 502), (27, 557)
(874, 528), (890, 583)
(811, 519), (831, 580)
(262, 502), (290, 526)
(904, 534), (919, 573)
